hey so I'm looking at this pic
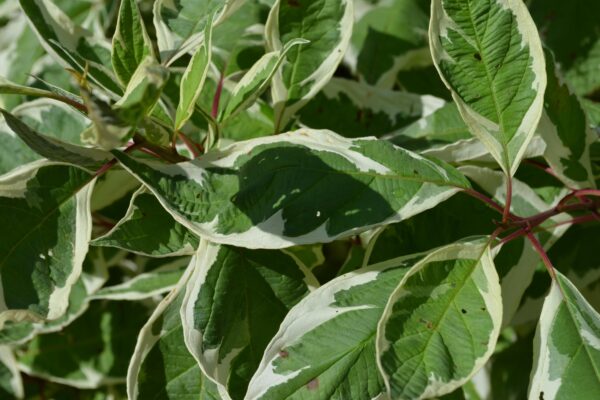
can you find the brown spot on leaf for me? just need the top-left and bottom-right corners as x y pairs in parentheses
(307, 378), (319, 390)
(287, 0), (300, 7)
(279, 350), (289, 358)
(419, 318), (434, 329)
(461, 308), (467, 314)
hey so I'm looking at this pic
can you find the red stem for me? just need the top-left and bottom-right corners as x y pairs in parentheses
(93, 142), (138, 177)
(526, 232), (557, 280)
(502, 177), (513, 223)
(499, 227), (528, 244)
(463, 188), (514, 218)
(177, 131), (203, 157)
(212, 71), (225, 119)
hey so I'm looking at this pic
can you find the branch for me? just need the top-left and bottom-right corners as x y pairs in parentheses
(526, 232), (557, 280)
(502, 175), (512, 223)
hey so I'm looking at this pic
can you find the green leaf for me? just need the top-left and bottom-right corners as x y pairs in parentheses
(377, 240), (501, 399)
(429, 0), (547, 175)
(529, 272), (600, 399)
(18, 300), (150, 389)
(181, 240), (316, 399)
(0, 161), (94, 327)
(127, 257), (221, 399)
(111, 0), (155, 86)
(538, 50), (597, 189)
(18, 0), (122, 95)
(113, 129), (470, 249)
(92, 188), (199, 257)
(266, 0), (354, 131)
(0, 347), (23, 398)
(0, 108), (110, 168)
(175, 18), (213, 131)
(299, 78), (446, 139)
(220, 38), (308, 122)
(153, 0), (243, 64)
(91, 257), (188, 301)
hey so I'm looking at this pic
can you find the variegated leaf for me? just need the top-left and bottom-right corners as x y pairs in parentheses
(300, 77), (446, 139)
(19, 0), (122, 95)
(0, 161), (94, 328)
(283, 244), (325, 272)
(0, 108), (109, 169)
(0, 9), (44, 110)
(351, 0), (431, 87)
(429, 0), (547, 175)
(529, 272), (600, 400)
(80, 89), (131, 150)
(18, 300), (150, 389)
(423, 135), (546, 166)
(0, 247), (109, 346)
(377, 241), (502, 399)
(220, 38), (308, 122)
(247, 241), (492, 399)
(538, 51), (596, 189)
(266, 0), (354, 131)
(181, 240), (317, 399)
(175, 18), (213, 131)
(153, 0), (243, 64)
(90, 169), (140, 212)
(92, 188), (199, 257)
(385, 102), (471, 149)
(112, 0), (155, 86)
(91, 257), (189, 301)
(114, 56), (169, 127)
(112, 129), (470, 249)
(246, 251), (421, 399)
(0, 347), (23, 399)
(127, 257), (221, 399)
(529, 0), (600, 97)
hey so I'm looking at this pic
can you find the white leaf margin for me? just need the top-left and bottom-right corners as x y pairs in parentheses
(376, 240), (502, 399)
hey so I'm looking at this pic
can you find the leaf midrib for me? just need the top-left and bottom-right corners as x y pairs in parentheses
(464, 0), (511, 170)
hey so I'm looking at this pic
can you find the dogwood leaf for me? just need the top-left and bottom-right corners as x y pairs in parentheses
(113, 129), (470, 249)
(429, 0), (546, 175)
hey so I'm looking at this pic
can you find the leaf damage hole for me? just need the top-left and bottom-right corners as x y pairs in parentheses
(539, 391), (544, 400)
(474, 53), (482, 61)
(461, 308), (467, 314)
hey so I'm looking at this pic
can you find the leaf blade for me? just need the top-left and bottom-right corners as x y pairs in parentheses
(429, 0), (547, 175)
